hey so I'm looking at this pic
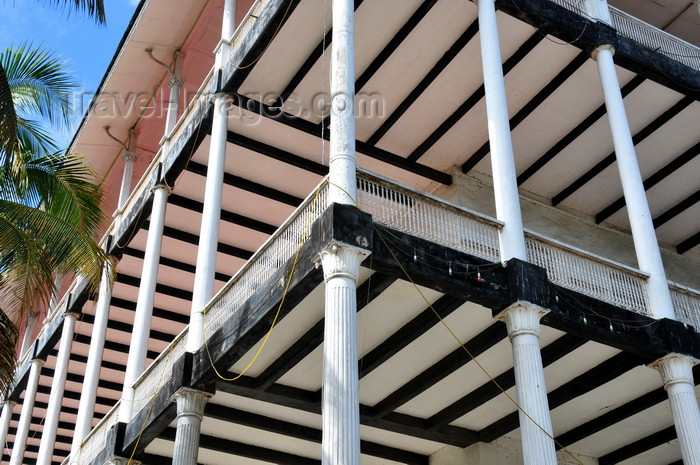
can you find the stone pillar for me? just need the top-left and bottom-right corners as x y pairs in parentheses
(215, 0), (237, 67)
(0, 401), (16, 455)
(497, 303), (557, 465)
(651, 354), (700, 465)
(36, 312), (78, 465)
(117, 129), (139, 210)
(188, 93), (229, 353)
(18, 312), (38, 358)
(120, 181), (170, 422)
(171, 388), (212, 465)
(319, 243), (369, 465)
(593, 44), (675, 320)
(10, 358), (43, 465)
(71, 264), (114, 455)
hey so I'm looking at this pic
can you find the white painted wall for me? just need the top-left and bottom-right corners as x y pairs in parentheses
(434, 168), (700, 290)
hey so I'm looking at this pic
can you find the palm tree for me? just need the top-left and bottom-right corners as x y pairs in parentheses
(0, 42), (111, 395)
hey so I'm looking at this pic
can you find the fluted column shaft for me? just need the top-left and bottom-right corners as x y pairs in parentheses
(477, 0), (527, 262)
(0, 401), (15, 455)
(593, 45), (675, 320)
(498, 303), (557, 465)
(320, 243), (369, 465)
(171, 388), (212, 465)
(652, 354), (700, 465)
(36, 312), (77, 465)
(10, 358), (43, 465)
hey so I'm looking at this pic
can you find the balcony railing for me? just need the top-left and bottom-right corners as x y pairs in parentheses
(72, 400), (121, 465)
(549, 0), (700, 71)
(610, 7), (700, 71)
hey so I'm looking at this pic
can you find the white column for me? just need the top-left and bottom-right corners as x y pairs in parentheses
(216, 0), (237, 68)
(71, 265), (113, 456)
(0, 401), (15, 456)
(165, 52), (185, 136)
(171, 388), (212, 465)
(119, 182), (169, 422)
(329, 0), (356, 205)
(478, 0), (527, 262)
(319, 243), (369, 465)
(36, 312), (77, 465)
(19, 313), (38, 358)
(593, 45), (675, 320)
(651, 354), (700, 465)
(188, 93), (229, 353)
(497, 303), (557, 465)
(10, 358), (43, 465)
(118, 130), (139, 210)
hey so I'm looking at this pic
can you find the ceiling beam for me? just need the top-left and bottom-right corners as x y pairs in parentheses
(120, 245), (231, 284)
(227, 131), (327, 175)
(371, 322), (506, 417)
(186, 160), (303, 206)
(479, 352), (645, 441)
(517, 76), (646, 186)
(551, 96), (694, 206)
(462, 51), (589, 173)
(653, 189), (700, 229)
(366, 19), (480, 147)
(677, 230), (700, 254)
(598, 425), (676, 465)
(594, 140), (700, 223)
(203, 403), (428, 465)
(216, 373), (477, 447)
(359, 295), (465, 379)
(427, 334), (587, 430)
(109, 296), (190, 325)
(229, 94), (452, 185)
(116, 272), (193, 302)
(409, 32), (544, 163)
(254, 273), (397, 390)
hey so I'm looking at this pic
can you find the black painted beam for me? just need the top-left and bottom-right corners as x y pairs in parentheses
(73, 333), (160, 360)
(109, 296), (190, 325)
(359, 295), (465, 379)
(216, 372), (478, 447)
(409, 32), (544, 162)
(79, 312), (178, 344)
(372, 322), (507, 417)
(254, 273), (397, 390)
(120, 245), (231, 284)
(203, 403), (428, 465)
(462, 51), (589, 173)
(552, 96), (694, 206)
(227, 131), (327, 175)
(229, 94), (452, 185)
(595, 140), (700, 223)
(366, 19), (480, 146)
(141, 221), (253, 261)
(168, 193), (278, 236)
(68, 352), (125, 373)
(160, 426), (319, 465)
(677, 230), (700, 254)
(479, 352), (644, 441)
(517, 76), (646, 186)
(428, 334), (587, 430)
(186, 160), (303, 206)
(116, 272), (193, 302)
(598, 425), (676, 465)
(653, 189), (700, 228)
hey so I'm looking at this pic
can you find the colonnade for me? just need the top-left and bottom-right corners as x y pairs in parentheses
(2, 1), (698, 465)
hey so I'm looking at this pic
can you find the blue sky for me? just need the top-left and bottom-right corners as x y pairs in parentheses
(1, 0), (139, 148)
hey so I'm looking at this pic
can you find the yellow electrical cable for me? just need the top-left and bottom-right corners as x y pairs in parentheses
(203, 180), (324, 382)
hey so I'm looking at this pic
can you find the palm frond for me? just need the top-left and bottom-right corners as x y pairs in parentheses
(1, 44), (78, 130)
(41, 0), (106, 24)
(0, 310), (18, 398)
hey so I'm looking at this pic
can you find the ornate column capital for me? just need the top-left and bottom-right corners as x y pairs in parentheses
(122, 150), (138, 163)
(650, 353), (699, 388)
(106, 457), (141, 465)
(168, 75), (185, 88)
(317, 242), (370, 283)
(172, 387), (213, 421)
(495, 301), (549, 340)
